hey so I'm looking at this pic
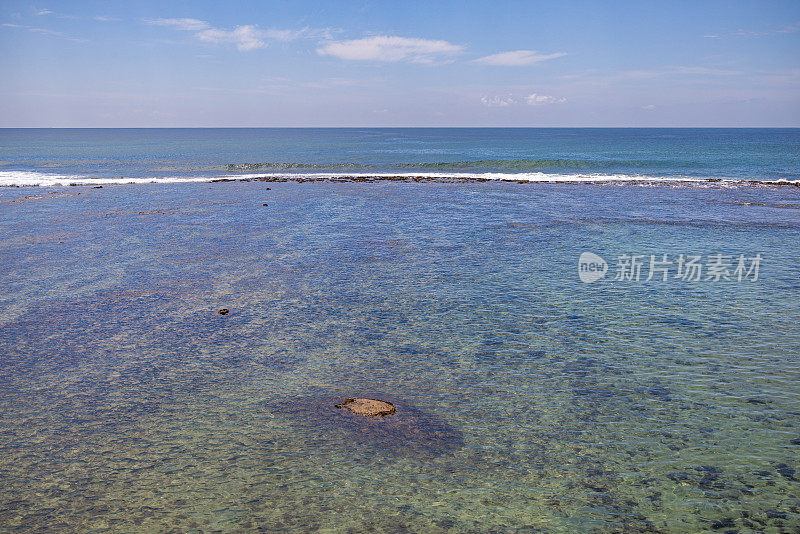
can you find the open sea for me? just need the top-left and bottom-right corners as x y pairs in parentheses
(0, 128), (799, 532)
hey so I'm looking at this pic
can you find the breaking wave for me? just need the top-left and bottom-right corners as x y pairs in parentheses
(1, 170), (798, 188)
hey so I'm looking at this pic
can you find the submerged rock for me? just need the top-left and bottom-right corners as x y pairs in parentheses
(335, 398), (395, 417)
(218, 309), (229, 315)
(265, 394), (462, 456)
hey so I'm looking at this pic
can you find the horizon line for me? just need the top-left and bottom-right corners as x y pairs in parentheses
(2, 126), (800, 129)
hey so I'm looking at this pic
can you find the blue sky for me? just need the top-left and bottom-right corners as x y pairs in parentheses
(1, 0), (799, 126)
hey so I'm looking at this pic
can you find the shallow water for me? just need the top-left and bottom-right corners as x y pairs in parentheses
(0, 181), (799, 532)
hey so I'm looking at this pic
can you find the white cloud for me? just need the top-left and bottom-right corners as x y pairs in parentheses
(625, 66), (742, 78)
(712, 22), (800, 38)
(197, 25), (266, 51)
(641, 104), (657, 110)
(28, 27), (61, 36)
(196, 26), (323, 51)
(317, 36), (464, 63)
(526, 93), (566, 105)
(480, 95), (516, 107)
(299, 77), (380, 89)
(735, 29), (766, 37)
(669, 66), (742, 76)
(776, 22), (800, 34)
(474, 50), (567, 66)
(36, 8), (52, 16)
(145, 18), (210, 31)
(2, 22), (86, 42)
(480, 93), (566, 107)
(145, 18), (327, 51)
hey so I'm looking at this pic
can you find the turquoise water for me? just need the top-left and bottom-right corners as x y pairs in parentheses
(0, 177), (799, 532)
(1, 128), (799, 184)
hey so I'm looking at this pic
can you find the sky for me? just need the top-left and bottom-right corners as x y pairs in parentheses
(1, 0), (799, 127)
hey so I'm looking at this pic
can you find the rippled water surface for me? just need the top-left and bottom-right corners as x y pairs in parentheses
(0, 181), (799, 532)
(1, 128), (799, 182)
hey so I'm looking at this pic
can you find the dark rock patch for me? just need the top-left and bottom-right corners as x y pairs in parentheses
(765, 510), (787, 519)
(265, 394), (462, 457)
(709, 517), (735, 530)
(647, 386), (672, 400)
(258, 349), (303, 371)
(775, 463), (796, 480)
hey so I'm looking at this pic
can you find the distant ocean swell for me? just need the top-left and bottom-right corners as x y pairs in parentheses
(219, 159), (698, 172)
(1, 170), (798, 188)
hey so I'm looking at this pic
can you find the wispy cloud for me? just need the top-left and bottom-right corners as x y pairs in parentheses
(197, 26), (321, 50)
(480, 93), (566, 107)
(776, 22), (800, 34)
(298, 77), (382, 89)
(734, 29), (767, 38)
(480, 95), (515, 107)
(2, 22), (86, 42)
(93, 16), (121, 22)
(196, 25), (267, 51)
(36, 8), (52, 16)
(625, 66), (742, 78)
(28, 27), (61, 36)
(670, 66), (742, 76)
(749, 68), (800, 86)
(145, 18), (328, 51)
(317, 36), (464, 63)
(710, 22), (800, 38)
(474, 50), (567, 66)
(525, 93), (566, 105)
(145, 18), (210, 31)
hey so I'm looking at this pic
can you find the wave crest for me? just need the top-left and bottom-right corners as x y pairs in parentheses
(1, 170), (798, 188)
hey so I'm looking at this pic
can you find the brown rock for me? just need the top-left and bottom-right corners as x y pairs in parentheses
(266, 395), (462, 456)
(218, 309), (229, 315)
(335, 398), (395, 417)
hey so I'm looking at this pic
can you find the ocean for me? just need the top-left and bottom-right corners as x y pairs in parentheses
(1, 128), (799, 185)
(0, 128), (799, 532)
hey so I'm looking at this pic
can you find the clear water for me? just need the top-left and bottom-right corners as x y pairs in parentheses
(0, 129), (799, 532)
(1, 178), (799, 532)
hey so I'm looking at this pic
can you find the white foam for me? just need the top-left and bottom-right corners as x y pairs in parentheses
(0, 170), (794, 188)
(0, 171), (216, 187)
